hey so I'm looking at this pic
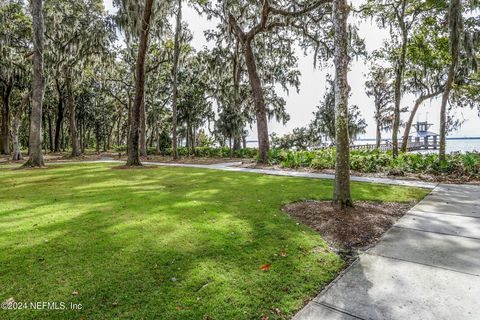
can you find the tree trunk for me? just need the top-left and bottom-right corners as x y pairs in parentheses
(54, 79), (64, 152)
(243, 40), (269, 163)
(190, 125), (195, 154)
(392, 0), (407, 158)
(401, 90), (443, 152)
(12, 92), (30, 161)
(117, 111), (122, 147)
(47, 112), (54, 152)
(126, 0), (154, 166)
(333, 0), (352, 209)
(233, 136), (241, 151)
(66, 76), (80, 157)
(139, 98), (147, 157)
(95, 122), (100, 153)
(439, 0), (461, 161)
(23, 0), (45, 167)
(171, 0), (182, 160)
(375, 124), (381, 149)
(79, 122), (84, 153)
(0, 81), (12, 155)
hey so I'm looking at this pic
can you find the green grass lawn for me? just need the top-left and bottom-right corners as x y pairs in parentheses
(0, 164), (429, 319)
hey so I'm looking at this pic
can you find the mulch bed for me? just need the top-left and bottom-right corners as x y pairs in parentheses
(283, 201), (415, 261)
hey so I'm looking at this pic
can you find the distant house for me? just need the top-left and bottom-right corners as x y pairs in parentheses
(409, 122), (440, 149)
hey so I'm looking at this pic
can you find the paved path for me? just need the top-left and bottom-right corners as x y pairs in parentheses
(49, 159), (438, 189)
(294, 183), (480, 320)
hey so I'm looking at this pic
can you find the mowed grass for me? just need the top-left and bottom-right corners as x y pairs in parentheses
(0, 164), (429, 319)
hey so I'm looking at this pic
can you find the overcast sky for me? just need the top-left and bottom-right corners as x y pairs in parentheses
(104, 0), (480, 139)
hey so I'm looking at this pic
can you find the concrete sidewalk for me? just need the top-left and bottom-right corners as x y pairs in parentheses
(49, 159), (438, 189)
(294, 184), (480, 320)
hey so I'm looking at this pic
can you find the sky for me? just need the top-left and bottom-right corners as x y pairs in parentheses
(103, 0), (480, 140)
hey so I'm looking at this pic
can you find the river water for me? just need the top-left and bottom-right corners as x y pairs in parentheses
(354, 139), (480, 153)
(247, 138), (480, 153)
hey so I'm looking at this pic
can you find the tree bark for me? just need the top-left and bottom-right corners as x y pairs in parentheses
(95, 122), (101, 153)
(401, 90), (443, 152)
(140, 98), (147, 157)
(233, 136), (241, 151)
(23, 0), (45, 167)
(439, 0), (461, 161)
(375, 124), (381, 149)
(12, 91), (30, 161)
(333, 0), (352, 209)
(126, 0), (155, 166)
(66, 76), (80, 157)
(54, 79), (64, 152)
(243, 40), (269, 163)
(0, 80), (12, 155)
(116, 110), (122, 147)
(171, 0), (182, 160)
(392, 0), (408, 158)
(47, 113), (53, 152)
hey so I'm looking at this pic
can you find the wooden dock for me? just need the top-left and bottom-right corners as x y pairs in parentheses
(350, 141), (438, 152)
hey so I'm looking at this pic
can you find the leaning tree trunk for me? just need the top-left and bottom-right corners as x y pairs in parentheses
(391, 0), (407, 157)
(126, 0), (155, 166)
(244, 40), (269, 164)
(440, 0), (461, 162)
(66, 76), (80, 157)
(23, 0), (45, 168)
(171, 0), (182, 160)
(401, 90), (443, 152)
(332, 0), (353, 209)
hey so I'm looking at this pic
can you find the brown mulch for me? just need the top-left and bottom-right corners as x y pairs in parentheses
(283, 201), (415, 259)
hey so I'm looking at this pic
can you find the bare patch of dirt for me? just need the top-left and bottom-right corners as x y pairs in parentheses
(283, 201), (416, 261)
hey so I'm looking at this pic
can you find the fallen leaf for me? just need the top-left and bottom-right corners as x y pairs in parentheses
(259, 263), (272, 271)
(280, 251), (287, 257)
(72, 291), (79, 296)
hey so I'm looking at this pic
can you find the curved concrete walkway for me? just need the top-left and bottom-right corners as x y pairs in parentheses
(49, 159), (438, 189)
(294, 183), (480, 320)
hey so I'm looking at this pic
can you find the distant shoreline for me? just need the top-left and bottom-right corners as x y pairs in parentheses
(445, 137), (480, 140)
(356, 137), (480, 141)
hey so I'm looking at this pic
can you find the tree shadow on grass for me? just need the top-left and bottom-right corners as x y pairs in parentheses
(0, 164), (346, 319)
(0, 164), (430, 319)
